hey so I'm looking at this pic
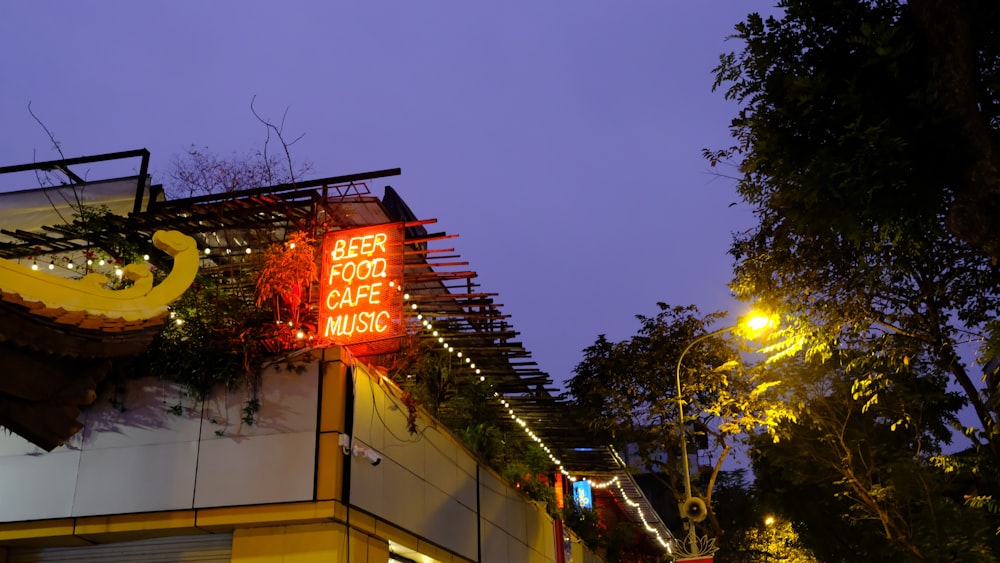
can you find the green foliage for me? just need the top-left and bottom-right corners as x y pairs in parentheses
(134, 272), (260, 397)
(561, 503), (604, 551)
(560, 501), (659, 563)
(734, 517), (821, 563)
(391, 337), (460, 419)
(68, 204), (145, 269)
(389, 336), (558, 508)
(241, 398), (260, 426)
(752, 359), (998, 561)
(714, 3), (1000, 546)
(714, 0), (965, 244)
(115, 148), (321, 416)
(255, 231), (317, 328)
(566, 303), (791, 542)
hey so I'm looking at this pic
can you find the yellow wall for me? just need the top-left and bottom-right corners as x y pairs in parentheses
(317, 347), (349, 502)
(231, 521), (389, 563)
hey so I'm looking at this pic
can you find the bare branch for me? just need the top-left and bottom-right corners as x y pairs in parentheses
(28, 101), (65, 161)
(250, 96), (302, 187)
(27, 103), (74, 223)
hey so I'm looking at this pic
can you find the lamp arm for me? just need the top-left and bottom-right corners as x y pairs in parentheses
(674, 325), (734, 501)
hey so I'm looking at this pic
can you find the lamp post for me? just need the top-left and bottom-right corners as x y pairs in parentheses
(673, 314), (771, 561)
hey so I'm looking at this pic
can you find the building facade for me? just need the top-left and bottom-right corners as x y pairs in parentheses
(0, 151), (672, 562)
(0, 347), (602, 562)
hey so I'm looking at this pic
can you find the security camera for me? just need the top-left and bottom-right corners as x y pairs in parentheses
(351, 443), (382, 466)
(363, 448), (382, 466)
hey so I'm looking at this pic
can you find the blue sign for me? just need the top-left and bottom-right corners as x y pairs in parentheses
(573, 480), (593, 509)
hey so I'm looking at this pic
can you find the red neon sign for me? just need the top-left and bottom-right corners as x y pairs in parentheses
(319, 223), (404, 348)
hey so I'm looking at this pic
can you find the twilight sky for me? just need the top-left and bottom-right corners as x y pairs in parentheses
(0, 2), (776, 388)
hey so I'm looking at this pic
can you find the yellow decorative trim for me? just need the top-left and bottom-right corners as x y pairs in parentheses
(74, 510), (197, 537)
(195, 501), (341, 531)
(0, 502), (349, 547)
(0, 519), (77, 543)
(0, 230), (198, 322)
(347, 509), (376, 536)
(373, 521), (419, 553)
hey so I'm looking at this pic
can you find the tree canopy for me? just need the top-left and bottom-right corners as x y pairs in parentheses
(711, 0), (1000, 259)
(701, 0), (1000, 558)
(713, 0), (1000, 447)
(566, 303), (790, 547)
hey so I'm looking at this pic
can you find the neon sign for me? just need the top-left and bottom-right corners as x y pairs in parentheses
(319, 224), (404, 348)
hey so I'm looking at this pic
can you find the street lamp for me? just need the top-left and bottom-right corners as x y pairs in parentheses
(673, 313), (773, 560)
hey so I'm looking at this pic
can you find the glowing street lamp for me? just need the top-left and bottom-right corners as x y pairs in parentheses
(673, 312), (774, 560)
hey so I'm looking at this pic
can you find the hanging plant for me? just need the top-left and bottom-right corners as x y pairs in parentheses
(255, 231), (318, 328)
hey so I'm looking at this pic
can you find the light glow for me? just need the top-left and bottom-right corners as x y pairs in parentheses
(745, 314), (771, 331)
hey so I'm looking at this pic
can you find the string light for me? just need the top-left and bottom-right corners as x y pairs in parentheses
(613, 479), (672, 549)
(402, 289), (671, 550)
(403, 291), (572, 479)
(588, 476), (673, 549)
(20, 240), (266, 278)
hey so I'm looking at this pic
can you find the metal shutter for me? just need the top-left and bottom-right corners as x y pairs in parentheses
(7, 533), (233, 563)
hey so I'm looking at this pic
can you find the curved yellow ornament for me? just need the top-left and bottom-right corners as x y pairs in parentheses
(0, 230), (199, 323)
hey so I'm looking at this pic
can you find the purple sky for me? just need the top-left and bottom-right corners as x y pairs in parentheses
(0, 2), (773, 388)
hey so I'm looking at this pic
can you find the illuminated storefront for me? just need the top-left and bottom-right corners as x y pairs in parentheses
(0, 151), (671, 563)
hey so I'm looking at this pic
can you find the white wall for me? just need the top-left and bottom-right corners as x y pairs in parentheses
(0, 363), (320, 522)
(347, 364), (561, 563)
(1, 352), (596, 563)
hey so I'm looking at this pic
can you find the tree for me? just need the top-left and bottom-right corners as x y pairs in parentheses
(711, 0), (1000, 260)
(717, 514), (819, 563)
(566, 303), (790, 541)
(712, 1), (1000, 550)
(713, 0), (1000, 459)
(751, 357), (998, 561)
